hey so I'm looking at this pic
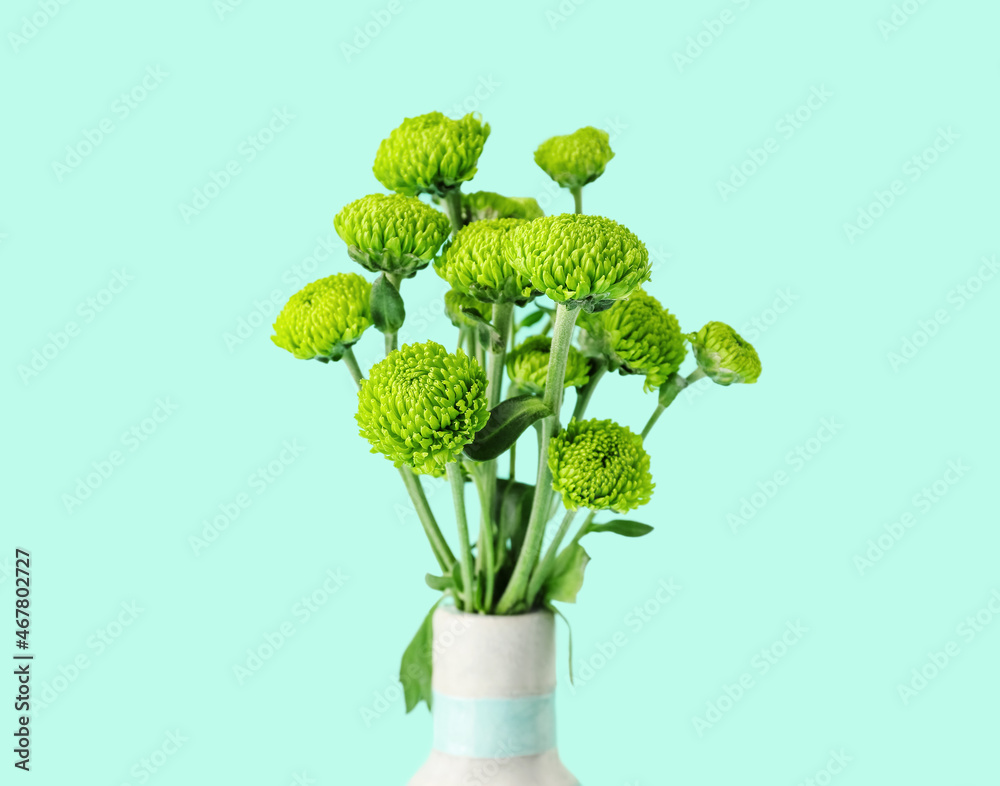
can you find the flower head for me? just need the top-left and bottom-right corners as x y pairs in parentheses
(334, 193), (451, 277)
(356, 341), (489, 476)
(686, 321), (762, 385)
(444, 289), (492, 329)
(434, 219), (538, 305)
(534, 127), (615, 189)
(460, 191), (544, 222)
(548, 419), (654, 513)
(504, 214), (650, 309)
(506, 335), (590, 395)
(373, 112), (491, 198)
(271, 274), (372, 361)
(580, 289), (687, 390)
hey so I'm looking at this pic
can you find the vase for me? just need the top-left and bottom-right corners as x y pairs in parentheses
(408, 605), (579, 785)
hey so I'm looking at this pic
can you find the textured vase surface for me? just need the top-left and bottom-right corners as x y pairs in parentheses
(408, 605), (579, 785)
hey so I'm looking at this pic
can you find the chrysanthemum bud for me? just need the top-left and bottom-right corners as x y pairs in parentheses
(444, 289), (492, 330)
(461, 191), (544, 222)
(686, 322), (762, 385)
(506, 335), (590, 396)
(548, 418), (654, 513)
(355, 341), (490, 476)
(534, 127), (615, 190)
(580, 289), (686, 390)
(434, 219), (538, 305)
(271, 274), (372, 361)
(372, 112), (491, 198)
(504, 214), (650, 310)
(334, 193), (451, 278)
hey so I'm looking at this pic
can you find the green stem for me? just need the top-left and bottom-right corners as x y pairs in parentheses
(469, 463), (496, 613)
(495, 302), (580, 614)
(487, 302), (513, 408)
(398, 467), (455, 573)
(572, 359), (607, 421)
(341, 347), (364, 387)
(384, 272), (403, 354)
(640, 368), (706, 439)
(509, 441), (516, 482)
(446, 462), (475, 612)
(526, 508), (578, 605)
(570, 185), (583, 214)
(456, 326), (468, 353)
(443, 188), (464, 235)
(564, 509), (597, 555)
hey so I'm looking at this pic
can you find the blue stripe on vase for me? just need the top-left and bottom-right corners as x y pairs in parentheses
(431, 691), (557, 759)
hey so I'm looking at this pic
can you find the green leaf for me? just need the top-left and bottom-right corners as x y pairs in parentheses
(424, 572), (453, 592)
(494, 479), (535, 567)
(518, 309), (546, 329)
(371, 273), (405, 335)
(545, 544), (590, 604)
(587, 520), (654, 538)
(545, 601), (575, 685)
(463, 395), (551, 462)
(400, 600), (441, 713)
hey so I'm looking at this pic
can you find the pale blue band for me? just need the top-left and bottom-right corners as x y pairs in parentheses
(432, 690), (557, 758)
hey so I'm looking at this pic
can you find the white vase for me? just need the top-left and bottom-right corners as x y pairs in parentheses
(408, 605), (579, 786)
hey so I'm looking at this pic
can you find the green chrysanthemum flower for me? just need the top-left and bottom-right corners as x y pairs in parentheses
(434, 219), (538, 305)
(460, 191), (545, 222)
(686, 321), (762, 385)
(580, 289), (687, 391)
(444, 289), (492, 329)
(373, 112), (491, 198)
(333, 193), (451, 278)
(534, 127), (615, 189)
(271, 274), (372, 361)
(548, 419), (654, 513)
(504, 214), (650, 310)
(355, 341), (490, 476)
(506, 335), (591, 395)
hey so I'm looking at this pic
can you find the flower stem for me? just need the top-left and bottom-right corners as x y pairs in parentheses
(564, 509), (597, 555)
(570, 185), (583, 214)
(641, 368), (705, 439)
(572, 358), (607, 421)
(526, 508), (578, 605)
(487, 302), (513, 408)
(495, 302), (580, 614)
(447, 462), (475, 612)
(443, 188), (464, 235)
(398, 467), (455, 573)
(384, 272), (403, 354)
(342, 347), (365, 387)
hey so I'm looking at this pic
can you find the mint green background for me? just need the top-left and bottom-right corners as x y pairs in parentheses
(4, 0), (999, 783)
